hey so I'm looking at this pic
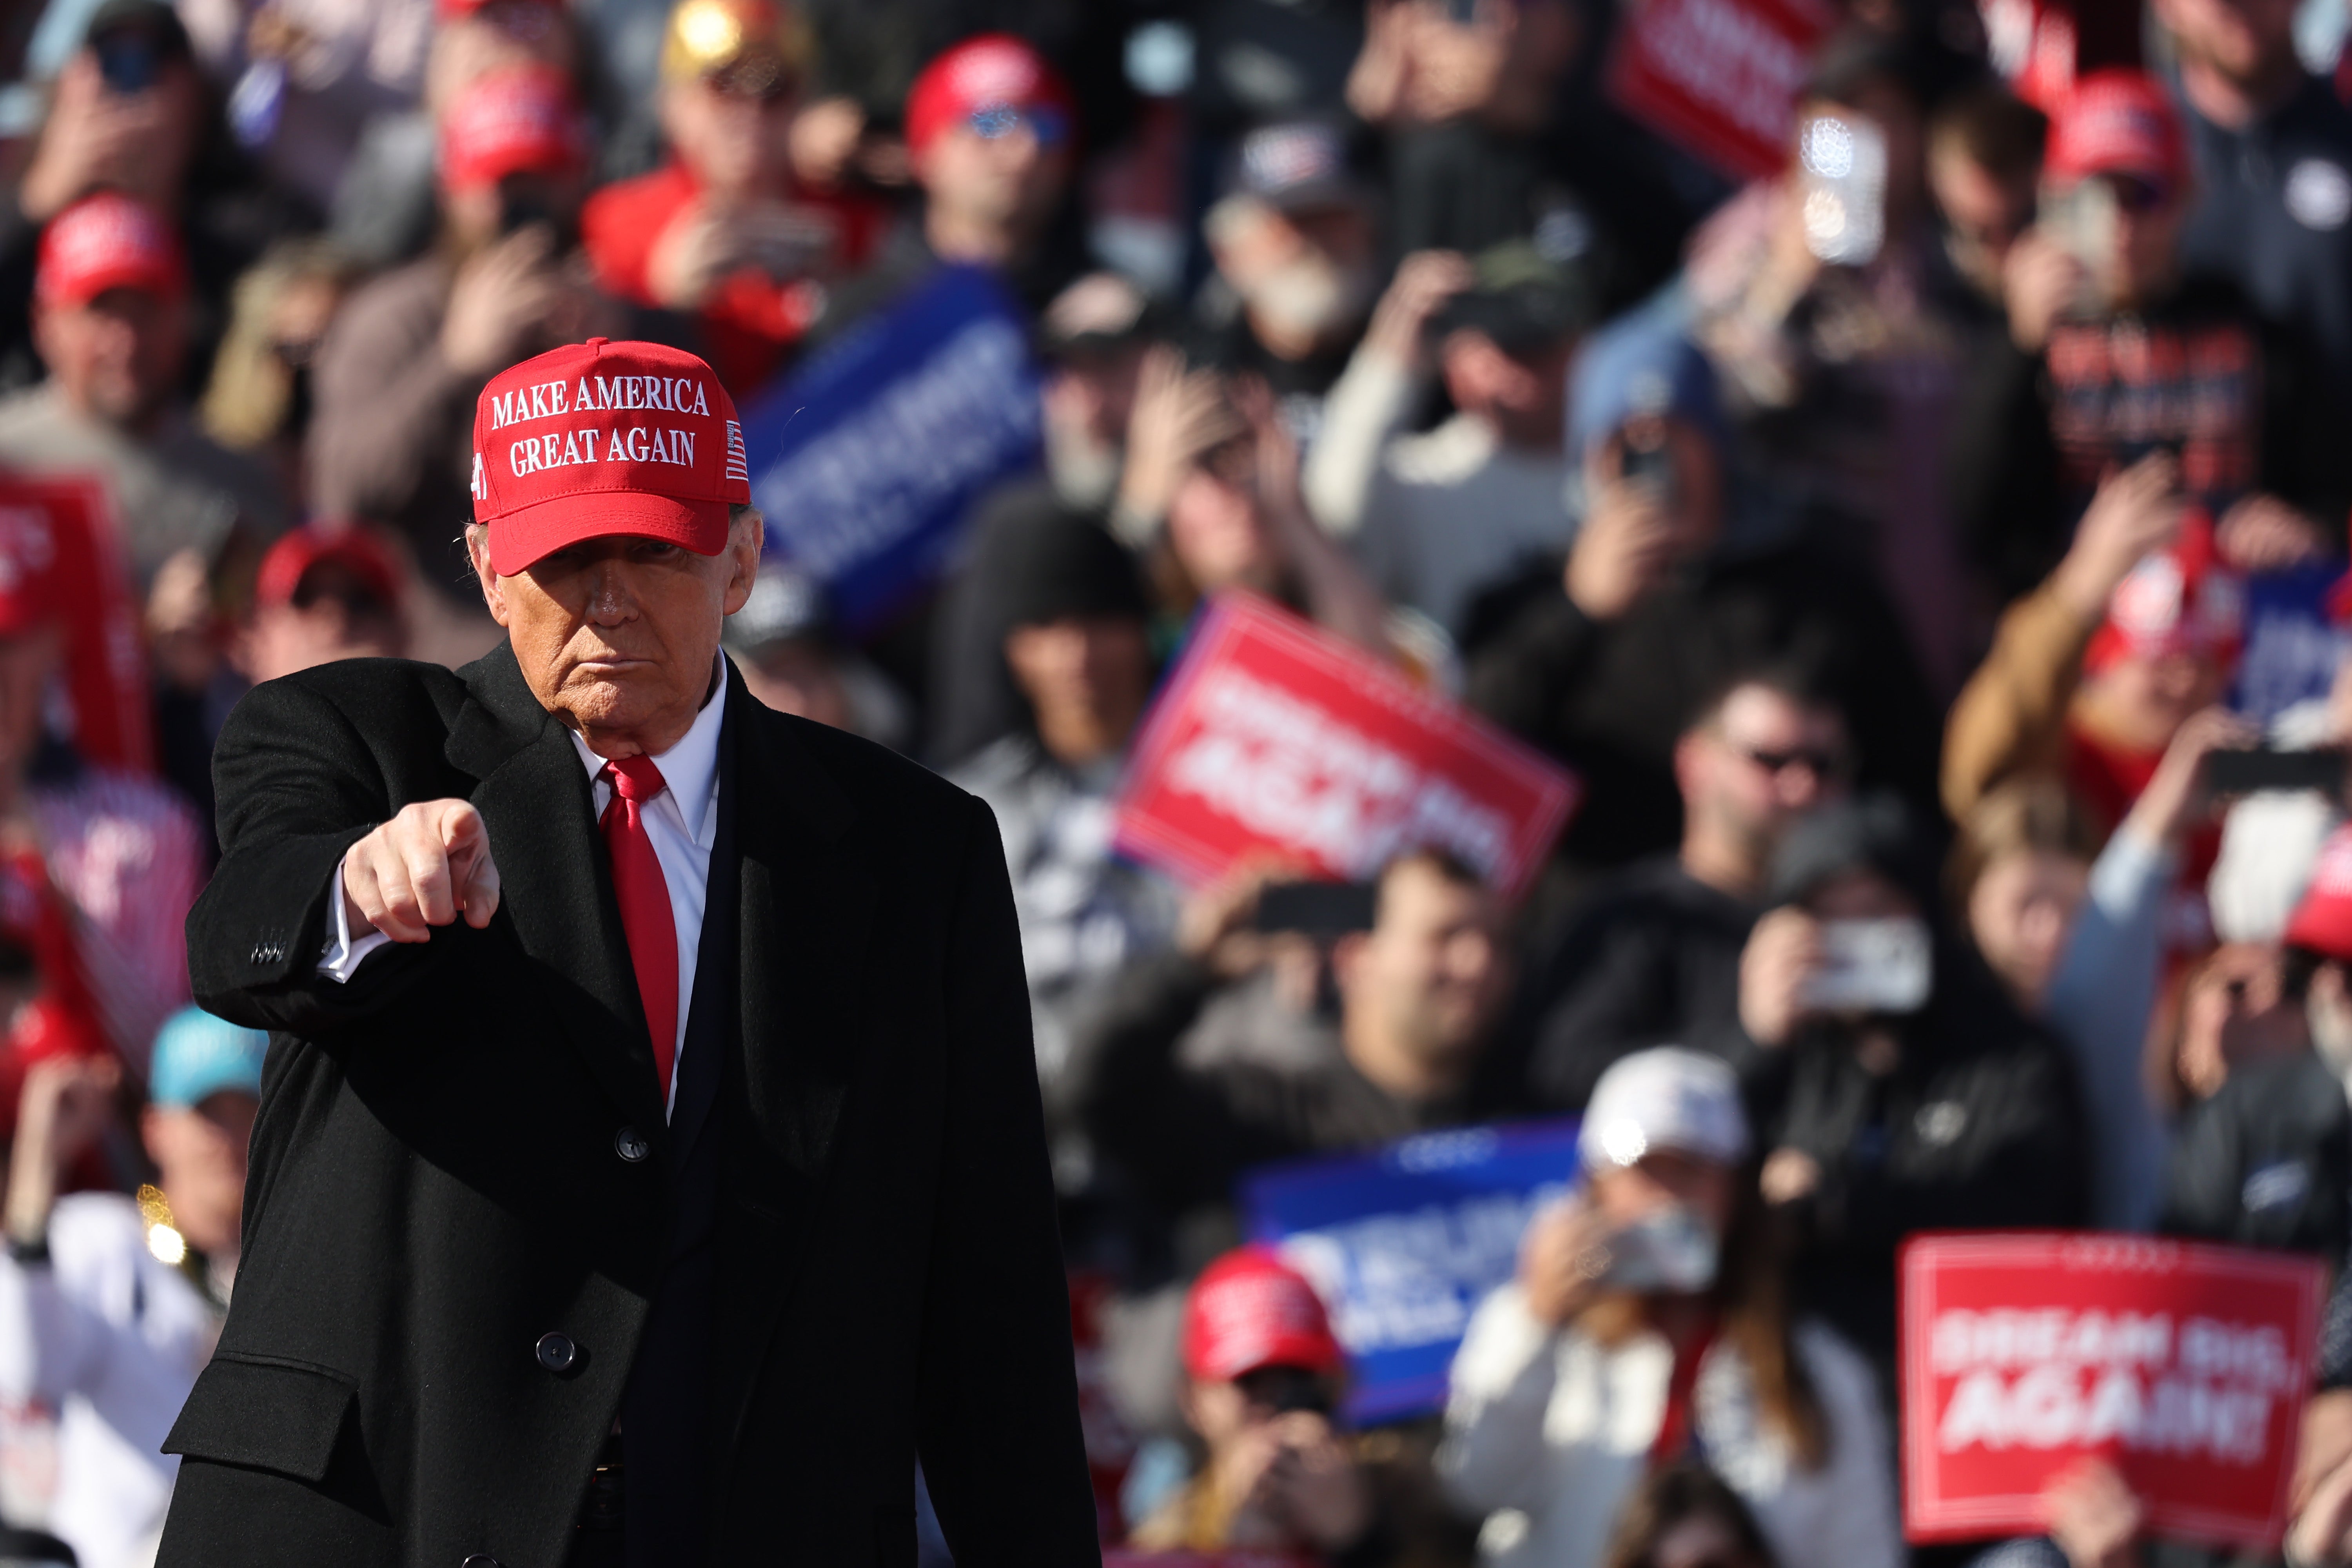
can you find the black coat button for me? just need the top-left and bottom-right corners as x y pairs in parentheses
(534, 1332), (577, 1373)
(613, 1127), (650, 1163)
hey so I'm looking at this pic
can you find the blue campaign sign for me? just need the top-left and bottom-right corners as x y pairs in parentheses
(2232, 564), (2350, 726)
(737, 264), (1042, 632)
(1240, 1119), (1579, 1425)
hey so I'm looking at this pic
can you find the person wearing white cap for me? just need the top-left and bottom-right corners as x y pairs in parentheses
(1437, 1046), (1898, 1568)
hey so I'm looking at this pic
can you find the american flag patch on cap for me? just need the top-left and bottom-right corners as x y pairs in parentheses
(725, 420), (750, 484)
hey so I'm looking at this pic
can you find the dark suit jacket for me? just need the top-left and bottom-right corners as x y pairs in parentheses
(158, 643), (1098, 1568)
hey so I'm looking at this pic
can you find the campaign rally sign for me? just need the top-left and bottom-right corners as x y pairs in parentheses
(1607, 0), (1837, 181)
(0, 475), (150, 774)
(736, 264), (1042, 632)
(1900, 1233), (2325, 1547)
(2231, 564), (2350, 727)
(1242, 1120), (1581, 1425)
(1111, 595), (1578, 904)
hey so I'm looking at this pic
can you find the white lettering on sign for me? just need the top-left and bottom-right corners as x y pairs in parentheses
(1930, 1308), (2299, 1465)
(751, 318), (1038, 575)
(1160, 667), (1513, 882)
(488, 375), (713, 431)
(1280, 1184), (1568, 1356)
(1635, 0), (1809, 147)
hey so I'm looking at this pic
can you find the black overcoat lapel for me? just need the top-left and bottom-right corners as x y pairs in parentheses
(446, 642), (669, 1136)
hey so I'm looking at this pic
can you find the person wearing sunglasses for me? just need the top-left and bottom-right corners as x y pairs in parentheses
(1953, 69), (2352, 611)
(1502, 671), (1853, 1117)
(581, 0), (886, 396)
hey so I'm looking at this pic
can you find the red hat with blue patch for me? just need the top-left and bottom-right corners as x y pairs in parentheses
(472, 338), (752, 576)
(1182, 1246), (1345, 1383)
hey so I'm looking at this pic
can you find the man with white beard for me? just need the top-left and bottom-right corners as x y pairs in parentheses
(1196, 121), (1383, 448)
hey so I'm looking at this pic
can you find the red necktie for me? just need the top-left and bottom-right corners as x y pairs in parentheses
(599, 756), (677, 1103)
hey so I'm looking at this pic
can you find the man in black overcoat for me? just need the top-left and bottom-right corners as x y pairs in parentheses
(158, 338), (1099, 1567)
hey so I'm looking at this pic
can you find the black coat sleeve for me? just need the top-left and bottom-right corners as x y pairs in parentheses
(915, 794), (1099, 1566)
(2259, 316), (2352, 548)
(185, 672), (456, 1036)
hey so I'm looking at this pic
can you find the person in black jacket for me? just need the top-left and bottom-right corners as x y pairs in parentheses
(1466, 322), (1940, 888)
(1950, 69), (2352, 602)
(1739, 795), (2090, 1373)
(1069, 848), (1518, 1244)
(158, 339), (1094, 1568)
(1492, 670), (1852, 1115)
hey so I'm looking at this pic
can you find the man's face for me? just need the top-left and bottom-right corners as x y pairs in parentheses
(2107, 175), (2189, 306)
(916, 112), (1071, 239)
(1208, 197), (1379, 350)
(0, 626), (59, 789)
(1002, 614), (1152, 755)
(1168, 455), (1281, 598)
(2158, 0), (2299, 83)
(471, 515), (759, 748)
(1967, 848), (2090, 1007)
(1931, 142), (2037, 297)
(141, 1089), (256, 1259)
(1677, 685), (1849, 856)
(34, 287), (186, 429)
(659, 73), (797, 199)
(243, 597), (406, 685)
(1338, 860), (1510, 1071)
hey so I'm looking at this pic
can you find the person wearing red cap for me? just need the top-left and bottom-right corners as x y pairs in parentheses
(0, 189), (287, 594)
(1954, 67), (2352, 608)
(580, 0), (885, 396)
(308, 63), (647, 653)
(820, 33), (1082, 336)
(163, 338), (1094, 1567)
(1127, 1246), (1381, 1559)
(236, 522), (409, 684)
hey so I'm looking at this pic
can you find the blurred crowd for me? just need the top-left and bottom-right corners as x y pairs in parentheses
(9, 0), (2352, 1563)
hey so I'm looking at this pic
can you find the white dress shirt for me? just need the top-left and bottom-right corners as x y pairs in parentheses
(319, 657), (729, 1117)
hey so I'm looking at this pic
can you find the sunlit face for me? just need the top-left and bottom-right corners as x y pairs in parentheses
(1336, 859), (1510, 1069)
(1969, 848), (2090, 1009)
(659, 72), (798, 198)
(915, 111), (1071, 234)
(35, 287), (186, 429)
(1677, 685), (1849, 854)
(470, 515), (759, 747)
(1167, 456), (1281, 597)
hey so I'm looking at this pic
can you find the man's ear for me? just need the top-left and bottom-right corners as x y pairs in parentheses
(466, 525), (510, 626)
(722, 509), (762, 616)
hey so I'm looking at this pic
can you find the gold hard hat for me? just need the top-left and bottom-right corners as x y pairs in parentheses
(660, 0), (809, 91)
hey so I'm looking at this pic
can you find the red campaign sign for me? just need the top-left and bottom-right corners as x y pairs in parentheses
(0, 475), (152, 775)
(1900, 1233), (2325, 1548)
(1606, 0), (1837, 182)
(1111, 595), (1577, 904)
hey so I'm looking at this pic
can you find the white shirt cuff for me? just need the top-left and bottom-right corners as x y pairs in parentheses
(316, 861), (392, 983)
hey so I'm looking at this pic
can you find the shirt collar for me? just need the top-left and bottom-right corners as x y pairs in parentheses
(569, 653), (728, 840)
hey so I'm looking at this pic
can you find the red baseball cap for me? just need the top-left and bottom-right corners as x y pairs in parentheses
(904, 33), (1073, 156)
(473, 337), (752, 575)
(438, 64), (588, 192)
(0, 496), (58, 636)
(2086, 513), (2243, 673)
(256, 524), (404, 611)
(2048, 70), (2189, 195)
(1181, 1247), (1345, 1384)
(2288, 825), (2352, 960)
(436, 0), (562, 19)
(35, 192), (185, 308)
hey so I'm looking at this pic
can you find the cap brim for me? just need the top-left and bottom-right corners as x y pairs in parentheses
(487, 490), (731, 576)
